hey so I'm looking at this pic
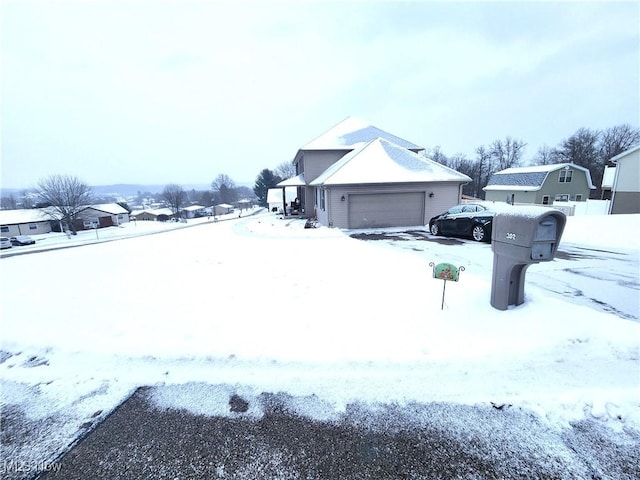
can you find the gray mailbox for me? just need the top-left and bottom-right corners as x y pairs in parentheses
(490, 207), (566, 310)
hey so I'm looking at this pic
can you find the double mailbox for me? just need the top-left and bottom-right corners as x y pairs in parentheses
(490, 207), (566, 310)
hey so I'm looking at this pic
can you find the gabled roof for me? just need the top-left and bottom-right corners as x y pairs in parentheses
(82, 203), (129, 215)
(131, 208), (173, 217)
(485, 163), (595, 191)
(610, 144), (640, 163)
(182, 205), (206, 212)
(0, 208), (51, 225)
(309, 138), (471, 186)
(277, 173), (305, 187)
(301, 117), (424, 152)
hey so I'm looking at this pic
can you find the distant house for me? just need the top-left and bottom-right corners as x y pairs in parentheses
(213, 203), (234, 216)
(0, 209), (53, 236)
(483, 163), (595, 205)
(278, 117), (470, 228)
(602, 145), (640, 214)
(181, 205), (207, 219)
(130, 208), (174, 221)
(76, 203), (130, 230)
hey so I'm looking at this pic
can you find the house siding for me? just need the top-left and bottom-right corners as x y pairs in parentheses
(1, 221), (51, 237)
(611, 148), (640, 214)
(297, 150), (351, 217)
(538, 169), (591, 202)
(78, 208), (130, 228)
(322, 183), (462, 229)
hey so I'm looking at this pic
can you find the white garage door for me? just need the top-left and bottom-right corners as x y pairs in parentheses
(348, 192), (425, 229)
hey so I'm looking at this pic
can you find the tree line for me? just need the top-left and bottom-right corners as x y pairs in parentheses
(3, 123), (637, 226)
(430, 124), (639, 199)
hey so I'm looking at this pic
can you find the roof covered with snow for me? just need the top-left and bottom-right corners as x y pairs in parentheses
(610, 144), (640, 163)
(0, 208), (52, 225)
(301, 117), (424, 152)
(267, 188), (297, 204)
(182, 205), (206, 212)
(310, 138), (472, 186)
(277, 173), (306, 187)
(82, 203), (129, 215)
(486, 163), (595, 190)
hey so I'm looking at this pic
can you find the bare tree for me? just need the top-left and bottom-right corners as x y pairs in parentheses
(553, 128), (601, 197)
(531, 145), (557, 165)
(489, 137), (527, 171)
(467, 146), (490, 199)
(211, 174), (237, 204)
(36, 174), (93, 232)
(599, 124), (640, 163)
(162, 184), (187, 216)
(1, 194), (17, 210)
(274, 161), (296, 180)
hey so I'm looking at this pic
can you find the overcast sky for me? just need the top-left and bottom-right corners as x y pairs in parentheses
(2, 0), (638, 190)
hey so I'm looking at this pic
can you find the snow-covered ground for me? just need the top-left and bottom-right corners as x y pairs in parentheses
(0, 208), (638, 475)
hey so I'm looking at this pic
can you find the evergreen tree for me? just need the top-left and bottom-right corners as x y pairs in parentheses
(253, 169), (282, 206)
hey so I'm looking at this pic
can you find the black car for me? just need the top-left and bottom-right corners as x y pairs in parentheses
(429, 204), (494, 242)
(10, 235), (36, 246)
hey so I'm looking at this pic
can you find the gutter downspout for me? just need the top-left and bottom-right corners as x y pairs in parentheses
(609, 164), (620, 215)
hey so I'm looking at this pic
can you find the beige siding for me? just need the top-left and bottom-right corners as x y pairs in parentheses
(615, 149), (640, 192)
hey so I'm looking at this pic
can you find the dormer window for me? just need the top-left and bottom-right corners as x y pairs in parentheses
(559, 169), (573, 183)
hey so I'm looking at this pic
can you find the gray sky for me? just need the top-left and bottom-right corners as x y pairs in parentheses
(2, 0), (638, 190)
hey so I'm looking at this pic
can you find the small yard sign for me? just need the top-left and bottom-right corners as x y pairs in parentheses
(429, 262), (465, 310)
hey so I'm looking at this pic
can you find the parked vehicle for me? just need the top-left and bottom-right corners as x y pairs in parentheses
(10, 235), (36, 246)
(429, 203), (495, 242)
(1, 237), (12, 249)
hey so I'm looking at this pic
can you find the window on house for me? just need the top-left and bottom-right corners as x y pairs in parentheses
(1, 226), (8, 233)
(555, 194), (569, 202)
(575, 194), (583, 201)
(28, 223), (37, 230)
(559, 169), (573, 183)
(542, 196), (550, 205)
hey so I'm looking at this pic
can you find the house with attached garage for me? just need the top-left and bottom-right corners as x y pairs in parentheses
(75, 203), (130, 230)
(483, 163), (595, 205)
(278, 117), (471, 229)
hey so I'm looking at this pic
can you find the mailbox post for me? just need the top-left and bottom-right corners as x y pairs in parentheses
(490, 207), (566, 310)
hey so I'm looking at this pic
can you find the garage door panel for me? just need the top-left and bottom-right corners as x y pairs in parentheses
(349, 192), (424, 229)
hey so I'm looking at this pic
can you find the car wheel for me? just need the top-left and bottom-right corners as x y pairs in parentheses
(472, 225), (487, 242)
(430, 223), (439, 236)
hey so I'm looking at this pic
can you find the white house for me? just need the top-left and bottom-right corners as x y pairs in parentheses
(77, 203), (130, 229)
(604, 145), (640, 214)
(0, 209), (53, 236)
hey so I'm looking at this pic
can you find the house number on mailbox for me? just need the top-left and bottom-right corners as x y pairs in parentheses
(506, 232), (517, 240)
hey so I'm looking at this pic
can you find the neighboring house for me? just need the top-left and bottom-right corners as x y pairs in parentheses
(278, 117), (470, 228)
(213, 203), (234, 216)
(76, 203), (130, 230)
(181, 205), (207, 219)
(0, 208), (53, 236)
(603, 145), (640, 214)
(130, 208), (174, 221)
(267, 187), (297, 213)
(483, 163), (595, 205)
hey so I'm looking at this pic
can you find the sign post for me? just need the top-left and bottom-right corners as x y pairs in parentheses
(429, 262), (465, 310)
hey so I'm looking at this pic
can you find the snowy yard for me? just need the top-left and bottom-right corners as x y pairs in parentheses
(0, 208), (638, 477)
